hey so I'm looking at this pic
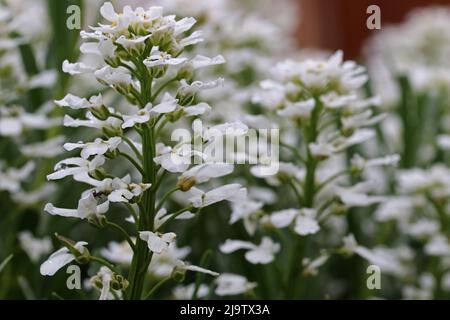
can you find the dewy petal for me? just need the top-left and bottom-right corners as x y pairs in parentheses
(40, 247), (75, 276)
(39, 241), (87, 277)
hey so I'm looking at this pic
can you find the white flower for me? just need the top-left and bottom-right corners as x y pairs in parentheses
(63, 112), (122, 130)
(139, 231), (177, 254)
(101, 241), (133, 265)
(80, 38), (116, 59)
(144, 46), (187, 68)
(425, 235), (450, 257)
(342, 235), (407, 276)
(351, 154), (400, 171)
(302, 254), (329, 276)
(149, 243), (191, 278)
(154, 143), (202, 173)
(174, 260), (219, 277)
(215, 273), (257, 296)
(40, 241), (88, 276)
(270, 208), (320, 236)
(21, 136), (65, 158)
(94, 66), (134, 88)
(177, 163), (234, 190)
(341, 110), (385, 132)
(18, 231), (52, 263)
(47, 155), (105, 182)
(115, 34), (151, 50)
(277, 99), (315, 119)
(335, 182), (386, 207)
(230, 200), (263, 235)
(188, 184), (247, 208)
(12, 183), (57, 205)
(86, 175), (151, 203)
(0, 107), (60, 136)
(438, 135), (450, 150)
(173, 283), (209, 300)
(44, 193), (109, 219)
(62, 60), (95, 75)
(55, 94), (104, 110)
(91, 267), (115, 300)
(220, 237), (280, 264)
(320, 92), (357, 109)
(64, 137), (122, 159)
(122, 94), (178, 128)
(0, 161), (35, 193)
(189, 55), (226, 69)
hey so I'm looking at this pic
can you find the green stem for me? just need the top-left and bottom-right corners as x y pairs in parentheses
(155, 187), (180, 213)
(144, 276), (171, 300)
(126, 127), (157, 300)
(118, 151), (145, 176)
(151, 78), (177, 101)
(90, 256), (121, 275)
(122, 135), (143, 162)
(106, 221), (136, 252)
(157, 206), (193, 231)
(284, 97), (322, 299)
(315, 170), (351, 194)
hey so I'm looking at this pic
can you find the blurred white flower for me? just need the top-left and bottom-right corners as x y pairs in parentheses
(40, 241), (88, 276)
(215, 273), (257, 296)
(220, 237), (280, 264)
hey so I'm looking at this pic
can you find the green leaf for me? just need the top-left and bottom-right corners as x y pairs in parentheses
(0, 254), (13, 274)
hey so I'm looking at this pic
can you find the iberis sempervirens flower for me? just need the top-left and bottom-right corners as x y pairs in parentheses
(41, 2), (248, 300)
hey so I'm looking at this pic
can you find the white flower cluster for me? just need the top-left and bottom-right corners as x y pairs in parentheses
(213, 50), (400, 297)
(39, 2), (251, 300)
(367, 6), (450, 104)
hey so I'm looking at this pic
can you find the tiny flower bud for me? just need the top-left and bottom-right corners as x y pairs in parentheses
(91, 105), (111, 121)
(88, 214), (107, 229)
(149, 65), (168, 78)
(177, 177), (196, 192)
(176, 86), (196, 106)
(177, 63), (194, 81)
(171, 266), (186, 283)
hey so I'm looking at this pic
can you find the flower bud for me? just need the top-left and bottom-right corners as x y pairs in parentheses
(176, 63), (194, 82)
(177, 177), (196, 192)
(75, 248), (91, 264)
(91, 105), (111, 121)
(171, 266), (186, 283)
(88, 214), (107, 229)
(102, 125), (123, 138)
(90, 168), (108, 180)
(176, 86), (196, 106)
(165, 108), (185, 123)
(149, 65), (168, 78)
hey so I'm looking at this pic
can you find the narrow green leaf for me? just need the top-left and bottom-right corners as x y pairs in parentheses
(0, 254), (13, 274)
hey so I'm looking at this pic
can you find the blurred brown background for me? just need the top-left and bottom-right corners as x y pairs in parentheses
(297, 0), (450, 58)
